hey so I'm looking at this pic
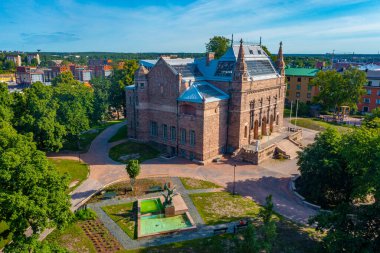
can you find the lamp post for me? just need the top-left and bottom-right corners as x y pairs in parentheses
(233, 164), (236, 195)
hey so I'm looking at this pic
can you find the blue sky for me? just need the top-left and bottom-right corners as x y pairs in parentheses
(1, 0), (380, 53)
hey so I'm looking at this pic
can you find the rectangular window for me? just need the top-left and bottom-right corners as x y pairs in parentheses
(129, 96), (132, 105)
(297, 77), (301, 82)
(377, 90), (380, 96)
(367, 89), (372, 95)
(189, 130), (195, 146)
(287, 84), (290, 89)
(307, 85), (312, 91)
(296, 84), (301, 90)
(162, 124), (167, 140)
(181, 128), (186, 144)
(286, 77), (290, 81)
(140, 83), (144, 89)
(296, 92), (300, 98)
(307, 93), (311, 98)
(170, 126), (176, 140)
(363, 98), (370, 103)
(376, 99), (380, 105)
(189, 152), (194, 160)
(150, 121), (158, 136)
(368, 81), (372, 86)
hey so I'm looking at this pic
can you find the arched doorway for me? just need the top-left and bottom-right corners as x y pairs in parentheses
(262, 117), (267, 136)
(270, 114), (274, 133)
(254, 120), (259, 139)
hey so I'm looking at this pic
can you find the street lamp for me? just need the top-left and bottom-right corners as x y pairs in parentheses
(233, 164), (236, 195)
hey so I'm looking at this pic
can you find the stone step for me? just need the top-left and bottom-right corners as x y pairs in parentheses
(276, 139), (301, 159)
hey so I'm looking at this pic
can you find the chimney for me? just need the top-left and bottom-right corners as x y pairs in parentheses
(206, 52), (215, 66)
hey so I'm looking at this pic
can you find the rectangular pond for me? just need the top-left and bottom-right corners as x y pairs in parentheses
(137, 196), (196, 238)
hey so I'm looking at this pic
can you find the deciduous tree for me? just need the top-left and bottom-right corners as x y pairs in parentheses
(206, 36), (230, 59)
(126, 159), (140, 191)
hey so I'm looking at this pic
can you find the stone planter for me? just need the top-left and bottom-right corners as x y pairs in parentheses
(164, 204), (175, 217)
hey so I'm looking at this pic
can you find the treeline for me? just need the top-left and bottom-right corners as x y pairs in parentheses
(0, 60), (138, 152)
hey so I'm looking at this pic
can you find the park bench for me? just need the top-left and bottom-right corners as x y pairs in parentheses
(146, 186), (163, 193)
(234, 223), (248, 233)
(213, 226), (228, 234)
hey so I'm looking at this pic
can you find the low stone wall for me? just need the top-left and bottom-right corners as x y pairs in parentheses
(237, 144), (276, 165)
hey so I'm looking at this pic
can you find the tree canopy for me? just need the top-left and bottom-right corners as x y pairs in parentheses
(298, 125), (380, 252)
(206, 36), (231, 59)
(0, 122), (72, 252)
(312, 68), (366, 112)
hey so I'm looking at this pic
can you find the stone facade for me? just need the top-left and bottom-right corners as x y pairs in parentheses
(126, 40), (286, 163)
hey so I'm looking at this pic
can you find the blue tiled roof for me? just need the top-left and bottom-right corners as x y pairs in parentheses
(178, 81), (229, 104)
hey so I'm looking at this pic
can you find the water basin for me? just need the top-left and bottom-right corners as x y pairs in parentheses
(140, 198), (163, 214)
(140, 213), (192, 236)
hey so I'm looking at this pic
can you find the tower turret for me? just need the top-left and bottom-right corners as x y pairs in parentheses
(275, 41), (285, 76)
(233, 39), (249, 83)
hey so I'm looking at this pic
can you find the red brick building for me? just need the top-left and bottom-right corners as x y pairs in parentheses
(125, 40), (286, 163)
(357, 70), (380, 113)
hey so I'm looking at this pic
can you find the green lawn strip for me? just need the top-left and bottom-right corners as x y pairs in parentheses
(119, 234), (233, 253)
(109, 141), (160, 164)
(140, 199), (163, 214)
(108, 124), (128, 143)
(101, 202), (136, 239)
(0, 221), (12, 250)
(190, 192), (262, 225)
(290, 118), (350, 132)
(45, 222), (96, 253)
(49, 158), (89, 191)
(63, 119), (125, 152)
(180, 177), (222, 190)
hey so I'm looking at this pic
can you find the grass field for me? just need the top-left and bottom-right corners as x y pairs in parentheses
(180, 177), (222, 190)
(109, 141), (160, 164)
(46, 222), (96, 253)
(108, 124), (128, 143)
(101, 202), (136, 239)
(190, 192), (262, 225)
(290, 118), (350, 132)
(63, 119), (125, 152)
(49, 158), (89, 191)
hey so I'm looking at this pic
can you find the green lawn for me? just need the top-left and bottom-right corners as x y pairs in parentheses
(180, 177), (222, 190)
(290, 118), (350, 132)
(101, 202), (136, 239)
(121, 220), (321, 253)
(0, 221), (12, 250)
(46, 222), (96, 253)
(49, 158), (89, 191)
(109, 141), (160, 164)
(62, 119), (125, 152)
(108, 124), (128, 143)
(190, 192), (262, 225)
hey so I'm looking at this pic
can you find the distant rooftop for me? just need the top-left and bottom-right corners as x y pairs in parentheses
(285, 67), (319, 77)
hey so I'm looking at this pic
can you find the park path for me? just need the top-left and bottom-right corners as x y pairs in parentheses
(50, 119), (318, 223)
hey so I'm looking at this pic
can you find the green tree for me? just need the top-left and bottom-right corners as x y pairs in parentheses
(91, 77), (111, 122)
(258, 195), (277, 252)
(297, 128), (351, 208)
(363, 107), (380, 128)
(312, 69), (366, 112)
(0, 82), (13, 122)
(30, 58), (39, 66)
(206, 36), (231, 59)
(0, 122), (72, 252)
(237, 224), (260, 253)
(126, 159), (140, 191)
(12, 82), (66, 151)
(110, 60), (139, 118)
(3, 60), (16, 71)
(53, 73), (94, 142)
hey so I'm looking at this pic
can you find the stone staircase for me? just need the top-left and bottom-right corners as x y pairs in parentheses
(275, 139), (302, 159)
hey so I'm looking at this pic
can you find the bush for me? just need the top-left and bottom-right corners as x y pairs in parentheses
(75, 208), (97, 221)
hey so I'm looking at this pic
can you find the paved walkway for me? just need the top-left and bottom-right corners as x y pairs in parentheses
(88, 178), (237, 250)
(50, 118), (319, 224)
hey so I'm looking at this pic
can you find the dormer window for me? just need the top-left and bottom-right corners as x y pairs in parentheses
(258, 50), (262, 55)
(249, 50), (254, 54)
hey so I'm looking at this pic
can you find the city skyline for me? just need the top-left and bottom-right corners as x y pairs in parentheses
(1, 0), (380, 54)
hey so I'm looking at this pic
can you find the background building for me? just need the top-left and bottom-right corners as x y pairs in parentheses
(6, 54), (22, 66)
(357, 70), (380, 113)
(285, 68), (319, 103)
(27, 53), (41, 65)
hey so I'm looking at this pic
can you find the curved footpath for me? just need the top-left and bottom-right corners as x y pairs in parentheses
(50, 119), (319, 224)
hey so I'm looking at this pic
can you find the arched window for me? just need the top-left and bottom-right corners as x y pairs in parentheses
(244, 125), (248, 138)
